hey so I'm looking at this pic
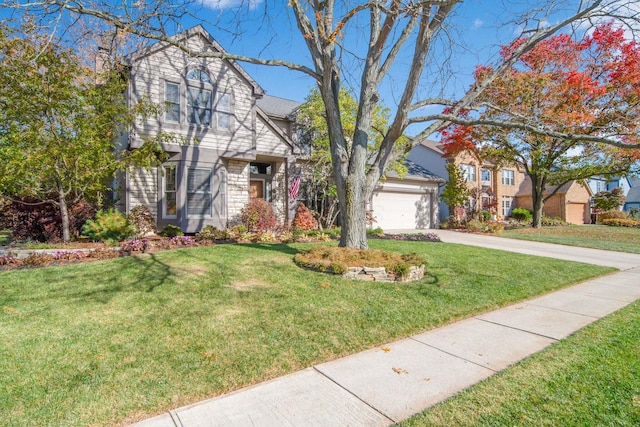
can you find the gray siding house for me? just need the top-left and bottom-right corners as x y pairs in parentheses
(120, 26), (298, 233)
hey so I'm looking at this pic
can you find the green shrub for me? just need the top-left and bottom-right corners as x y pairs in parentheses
(484, 221), (505, 234)
(328, 262), (347, 274)
(466, 219), (485, 232)
(229, 224), (247, 238)
(600, 218), (640, 228)
(511, 208), (533, 221)
(159, 224), (183, 238)
(82, 209), (134, 245)
(367, 227), (385, 237)
(196, 225), (231, 241)
(390, 262), (410, 279)
(240, 199), (277, 233)
(628, 207), (640, 219)
(479, 210), (491, 222)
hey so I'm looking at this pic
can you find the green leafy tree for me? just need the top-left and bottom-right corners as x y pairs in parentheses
(440, 161), (470, 219)
(0, 24), (167, 241)
(296, 87), (409, 228)
(593, 187), (626, 212)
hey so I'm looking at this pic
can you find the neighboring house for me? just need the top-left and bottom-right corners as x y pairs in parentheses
(369, 159), (445, 230)
(120, 26), (299, 233)
(587, 175), (632, 197)
(515, 177), (593, 224)
(624, 177), (640, 212)
(408, 140), (525, 220)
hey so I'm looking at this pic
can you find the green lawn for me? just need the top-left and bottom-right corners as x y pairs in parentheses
(401, 300), (640, 426)
(502, 225), (640, 254)
(0, 240), (614, 426)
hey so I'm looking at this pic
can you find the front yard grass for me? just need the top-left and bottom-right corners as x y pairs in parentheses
(502, 225), (640, 254)
(0, 239), (614, 426)
(402, 300), (640, 426)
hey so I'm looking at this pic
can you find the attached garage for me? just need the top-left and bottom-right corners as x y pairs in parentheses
(369, 160), (444, 231)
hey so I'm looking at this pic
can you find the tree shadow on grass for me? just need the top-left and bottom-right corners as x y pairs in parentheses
(72, 253), (174, 303)
(233, 242), (304, 256)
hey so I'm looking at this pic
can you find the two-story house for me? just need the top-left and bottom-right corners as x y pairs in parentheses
(408, 140), (525, 220)
(119, 26), (299, 233)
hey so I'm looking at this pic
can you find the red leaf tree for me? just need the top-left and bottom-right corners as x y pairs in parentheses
(441, 23), (640, 227)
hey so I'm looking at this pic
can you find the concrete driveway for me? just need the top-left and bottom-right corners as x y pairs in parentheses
(387, 229), (640, 270)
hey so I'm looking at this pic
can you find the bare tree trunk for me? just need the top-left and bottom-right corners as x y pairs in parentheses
(58, 191), (71, 242)
(530, 174), (545, 228)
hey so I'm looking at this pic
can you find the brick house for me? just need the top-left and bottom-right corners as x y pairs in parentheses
(515, 177), (593, 224)
(119, 26), (299, 233)
(408, 140), (525, 220)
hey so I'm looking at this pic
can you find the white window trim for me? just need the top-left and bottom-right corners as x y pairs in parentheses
(502, 169), (515, 186)
(162, 165), (178, 219)
(461, 163), (476, 183)
(164, 81), (181, 124)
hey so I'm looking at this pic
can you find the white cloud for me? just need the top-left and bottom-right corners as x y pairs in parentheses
(472, 18), (484, 29)
(201, 0), (263, 11)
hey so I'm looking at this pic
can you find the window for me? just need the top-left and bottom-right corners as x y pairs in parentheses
(502, 196), (513, 217)
(163, 166), (177, 218)
(187, 86), (212, 126)
(460, 164), (476, 182)
(187, 168), (212, 217)
(502, 169), (515, 185)
(250, 163), (272, 175)
(481, 168), (491, 182)
(186, 68), (212, 84)
(165, 82), (180, 122)
(216, 93), (232, 130)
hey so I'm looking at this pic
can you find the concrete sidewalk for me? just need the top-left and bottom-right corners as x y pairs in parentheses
(132, 232), (640, 427)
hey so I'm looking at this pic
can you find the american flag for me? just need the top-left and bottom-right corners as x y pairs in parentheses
(289, 171), (301, 199)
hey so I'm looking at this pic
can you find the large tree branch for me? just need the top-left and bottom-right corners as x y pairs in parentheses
(410, 0), (607, 143)
(409, 113), (640, 149)
(34, 0), (322, 79)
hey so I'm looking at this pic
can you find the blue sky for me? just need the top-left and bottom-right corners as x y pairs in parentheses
(184, 0), (518, 105)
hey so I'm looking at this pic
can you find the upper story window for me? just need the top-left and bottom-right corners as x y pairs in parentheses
(187, 86), (212, 126)
(481, 168), (491, 182)
(164, 68), (232, 130)
(186, 68), (212, 84)
(165, 82), (180, 123)
(216, 93), (231, 131)
(460, 163), (476, 182)
(502, 169), (515, 185)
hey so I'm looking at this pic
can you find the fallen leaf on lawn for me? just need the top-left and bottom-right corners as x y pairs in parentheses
(2, 306), (19, 314)
(392, 367), (408, 374)
(381, 347), (392, 352)
(320, 282), (330, 288)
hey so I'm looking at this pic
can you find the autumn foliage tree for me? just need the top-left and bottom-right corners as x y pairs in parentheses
(442, 24), (640, 227)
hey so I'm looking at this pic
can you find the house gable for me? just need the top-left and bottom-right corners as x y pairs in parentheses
(122, 26), (298, 233)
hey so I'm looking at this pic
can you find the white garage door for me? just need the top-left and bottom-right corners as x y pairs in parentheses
(371, 190), (433, 230)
